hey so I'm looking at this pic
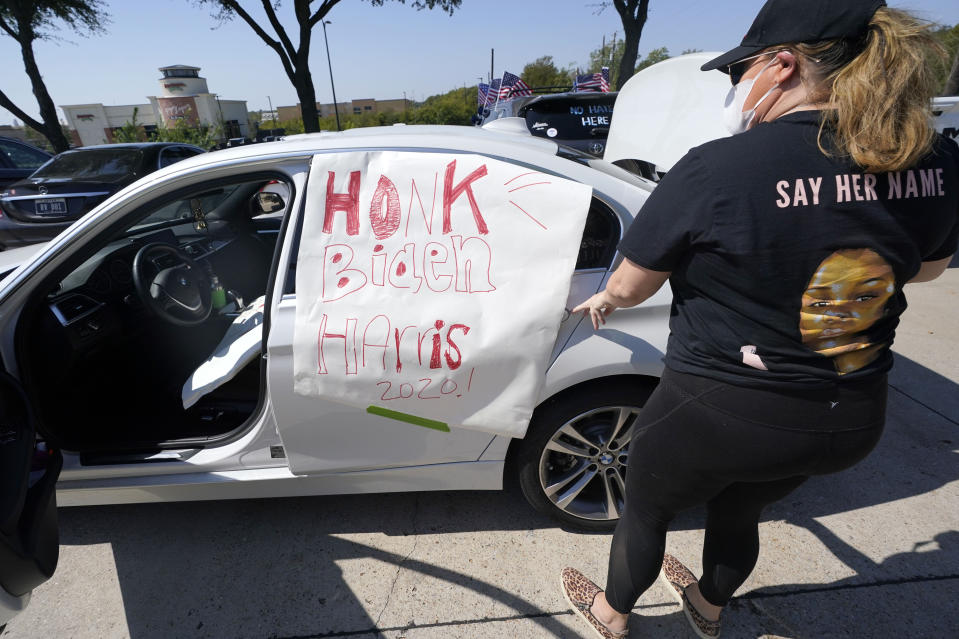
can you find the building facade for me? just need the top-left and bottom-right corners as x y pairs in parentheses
(276, 97), (410, 123)
(61, 65), (250, 147)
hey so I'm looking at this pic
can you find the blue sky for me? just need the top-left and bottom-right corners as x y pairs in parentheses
(2, 0), (957, 126)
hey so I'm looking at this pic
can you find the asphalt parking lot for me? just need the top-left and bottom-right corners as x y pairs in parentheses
(2, 265), (957, 639)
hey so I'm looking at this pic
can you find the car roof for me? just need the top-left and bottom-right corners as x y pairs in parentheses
(148, 125), (561, 178)
(71, 142), (203, 151)
(0, 136), (52, 153)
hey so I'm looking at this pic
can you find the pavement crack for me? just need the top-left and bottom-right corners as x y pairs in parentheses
(745, 598), (802, 638)
(276, 573), (959, 639)
(373, 494), (420, 629)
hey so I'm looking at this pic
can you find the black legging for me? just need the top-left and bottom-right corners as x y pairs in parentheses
(604, 367), (886, 614)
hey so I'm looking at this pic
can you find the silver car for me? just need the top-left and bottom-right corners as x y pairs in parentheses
(0, 122), (675, 623)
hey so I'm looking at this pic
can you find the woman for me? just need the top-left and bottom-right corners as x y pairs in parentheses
(559, 1), (959, 637)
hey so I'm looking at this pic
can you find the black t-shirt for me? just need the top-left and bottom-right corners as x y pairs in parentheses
(619, 110), (959, 388)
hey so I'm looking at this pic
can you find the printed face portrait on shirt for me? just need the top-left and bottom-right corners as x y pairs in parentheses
(800, 248), (896, 375)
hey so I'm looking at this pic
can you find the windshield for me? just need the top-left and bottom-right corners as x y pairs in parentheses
(31, 149), (141, 182)
(130, 184), (244, 231)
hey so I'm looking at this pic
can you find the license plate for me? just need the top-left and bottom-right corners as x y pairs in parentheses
(35, 198), (68, 216)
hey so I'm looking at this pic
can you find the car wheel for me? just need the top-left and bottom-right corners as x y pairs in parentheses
(512, 377), (655, 532)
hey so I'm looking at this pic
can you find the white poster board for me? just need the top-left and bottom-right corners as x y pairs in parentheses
(293, 151), (592, 438)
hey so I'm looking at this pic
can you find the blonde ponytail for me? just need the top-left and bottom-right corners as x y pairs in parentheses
(793, 8), (946, 173)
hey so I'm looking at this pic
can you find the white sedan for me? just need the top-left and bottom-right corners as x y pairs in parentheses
(0, 122), (675, 621)
(0, 53), (736, 623)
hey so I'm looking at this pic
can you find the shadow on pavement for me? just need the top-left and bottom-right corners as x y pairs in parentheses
(42, 351), (959, 638)
(55, 485), (569, 638)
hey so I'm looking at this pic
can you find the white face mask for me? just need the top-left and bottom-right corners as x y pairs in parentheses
(722, 57), (780, 135)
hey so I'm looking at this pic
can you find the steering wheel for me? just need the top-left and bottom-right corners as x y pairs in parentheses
(132, 243), (212, 326)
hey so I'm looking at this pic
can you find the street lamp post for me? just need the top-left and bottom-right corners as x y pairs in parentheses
(321, 20), (341, 132)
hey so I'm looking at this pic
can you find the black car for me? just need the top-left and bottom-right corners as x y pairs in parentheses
(482, 91), (618, 158)
(0, 136), (53, 189)
(0, 142), (204, 249)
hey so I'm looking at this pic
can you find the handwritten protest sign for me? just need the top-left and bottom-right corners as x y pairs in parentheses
(292, 151), (592, 438)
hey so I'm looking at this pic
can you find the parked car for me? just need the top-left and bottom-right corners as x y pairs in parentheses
(2, 52), (742, 625)
(483, 91), (618, 158)
(933, 96), (959, 143)
(0, 123), (674, 622)
(0, 142), (204, 250)
(0, 136), (52, 190)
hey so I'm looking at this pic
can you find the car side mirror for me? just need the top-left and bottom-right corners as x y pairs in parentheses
(254, 191), (285, 214)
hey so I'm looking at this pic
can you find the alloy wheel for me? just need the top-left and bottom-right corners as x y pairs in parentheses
(537, 405), (640, 522)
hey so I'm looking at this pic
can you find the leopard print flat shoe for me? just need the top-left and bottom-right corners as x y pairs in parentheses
(657, 554), (720, 639)
(682, 589), (721, 639)
(560, 567), (628, 639)
(658, 553), (697, 605)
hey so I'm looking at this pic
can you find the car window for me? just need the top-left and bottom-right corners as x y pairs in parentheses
(577, 198), (621, 270)
(31, 149), (141, 182)
(0, 139), (50, 169)
(158, 146), (201, 169)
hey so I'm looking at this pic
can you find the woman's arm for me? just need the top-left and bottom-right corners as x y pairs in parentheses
(908, 256), (952, 284)
(572, 258), (671, 329)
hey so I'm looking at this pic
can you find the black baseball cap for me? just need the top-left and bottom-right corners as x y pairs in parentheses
(702, 0), (886, 72)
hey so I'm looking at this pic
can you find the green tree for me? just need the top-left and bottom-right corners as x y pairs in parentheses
(153, 116), (223, 148)
(112, 107), (147, 143)
(0, 0), (109, 152)
(588, 38), (670, 87)
(195, 0), (462, 134)
(278, 117), (306, 134)
(521, 56), (572, 90)
(587, 35), (626, 87)
(409, 86), (474, 125)
(115, 107), (222, 148)
(931, 23), (959, 95)
(634, 46), (669, 73)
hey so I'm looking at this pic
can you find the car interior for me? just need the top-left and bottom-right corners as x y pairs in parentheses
(16, 174), (292, 455)
(12, 151), (625, 459)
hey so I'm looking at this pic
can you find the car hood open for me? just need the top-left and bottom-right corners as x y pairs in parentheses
(604, 52), (730, 173)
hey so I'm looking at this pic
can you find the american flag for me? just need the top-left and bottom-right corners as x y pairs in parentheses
(477, 82), (490, 106)
(573, 66), (610, 93)
(485, 78), (502, 106)
(501, 71), (532, 98)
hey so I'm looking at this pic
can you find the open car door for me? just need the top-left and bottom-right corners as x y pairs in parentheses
(0, 372), (62, 627)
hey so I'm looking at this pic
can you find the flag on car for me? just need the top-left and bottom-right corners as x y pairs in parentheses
(478, 83), (490, 106)
(485, 78), (502, 106)
(573, 67), (610, 93)
(501, 71), (533, 98)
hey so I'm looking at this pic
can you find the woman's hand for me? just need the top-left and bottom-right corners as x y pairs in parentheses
(572, 292), (616, 330)
(571, 260), (671, 330)
(572, 260), (671, 330)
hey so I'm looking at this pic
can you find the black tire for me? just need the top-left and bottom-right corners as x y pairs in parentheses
(510, 376), (655, 532)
